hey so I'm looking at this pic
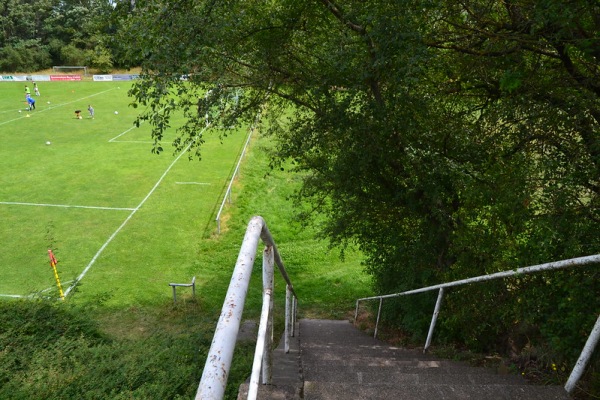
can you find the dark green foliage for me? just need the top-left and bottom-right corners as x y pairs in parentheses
(437, 269), (599, 398)
(58, 44), (87, 66)
(516, 270), (600, 363)
(0, 0), (126, 71)
(0, 46), (25, 71)
(0, 41), (51, 72)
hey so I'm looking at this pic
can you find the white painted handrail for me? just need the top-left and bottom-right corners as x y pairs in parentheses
(196, 216), (298, 400)
(354, 254), (600, 394)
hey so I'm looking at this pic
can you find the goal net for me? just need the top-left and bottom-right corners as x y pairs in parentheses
(52, 66), (88, 76)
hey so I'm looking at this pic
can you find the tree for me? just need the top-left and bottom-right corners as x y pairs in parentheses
(123, 0), (599, 368)
(0, 0), (119, 71)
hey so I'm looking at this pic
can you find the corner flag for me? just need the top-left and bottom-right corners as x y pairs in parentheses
(48, 249), (65, 300)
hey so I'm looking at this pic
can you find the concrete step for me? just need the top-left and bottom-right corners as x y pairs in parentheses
(237, 319), (571, 400)
(303, 381), (571, 400)
(299, 319), (570, 400)
(302, 368), (528, 385)
(237, 323), (303, 400)
(301, 357), (506, 374)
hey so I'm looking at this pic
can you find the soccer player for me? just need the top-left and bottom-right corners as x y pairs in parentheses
(26, 94), (36, 110)
(88, 105), (94, 119)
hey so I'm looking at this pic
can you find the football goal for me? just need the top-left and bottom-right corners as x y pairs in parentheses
(52, 66), (88, 76)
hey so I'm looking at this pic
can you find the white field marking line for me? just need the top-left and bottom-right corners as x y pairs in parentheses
(0, 203), (129, 299)
(0, 113), (41, 126)
(63, 126), (209, 297)
(0, 88), (117, 127)
(109, 123), (140, 142)
(0, 201), (135, 211)
(111, 140), (154, 144)
(175, 182), (211, 185)
(108, 111), (165, 143)
(0, 280), (74, 299)
(108, 106), (172, 143)
(0, 108), (29, 115)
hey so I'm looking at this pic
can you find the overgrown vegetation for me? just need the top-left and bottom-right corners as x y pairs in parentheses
(0, 300), (202, 399)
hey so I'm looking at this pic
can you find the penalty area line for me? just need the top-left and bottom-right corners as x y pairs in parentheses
(108, 125), (138, 142)
(109, 119), (149, 143)
(0, 201), (135, 211)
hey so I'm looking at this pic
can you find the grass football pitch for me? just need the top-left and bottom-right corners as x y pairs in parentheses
(0, 81), (250, 303)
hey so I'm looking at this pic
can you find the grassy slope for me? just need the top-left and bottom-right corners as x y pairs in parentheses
(90, 130), (373, 396)
(80, 131), (372, 399)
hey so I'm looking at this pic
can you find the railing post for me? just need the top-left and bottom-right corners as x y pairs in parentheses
(285, 285), (291, 353)
(291, 296), (297, 337)
(354, 299), (360, 323)
(374, 297), (383, 339)
(565, 314), (600, 393)
(248, 290), (273, 400)
(424, 287), (445, 353)
(261, 246), (274, 385)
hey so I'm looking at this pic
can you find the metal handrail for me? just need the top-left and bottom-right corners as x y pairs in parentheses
(215, 113), (260, 234)
(354, 254), (600, 394)
(196, 216), (298, 400)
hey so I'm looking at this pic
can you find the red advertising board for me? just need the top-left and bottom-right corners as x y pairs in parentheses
(50, 75), (82, 81)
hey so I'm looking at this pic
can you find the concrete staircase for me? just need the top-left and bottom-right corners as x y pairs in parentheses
(239, 319), (571, 400)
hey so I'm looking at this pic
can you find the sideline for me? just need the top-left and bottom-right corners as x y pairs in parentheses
(0, 280), (74, 299)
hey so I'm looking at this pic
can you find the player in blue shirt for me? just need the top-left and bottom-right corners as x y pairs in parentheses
(26, 94), (36, 110)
